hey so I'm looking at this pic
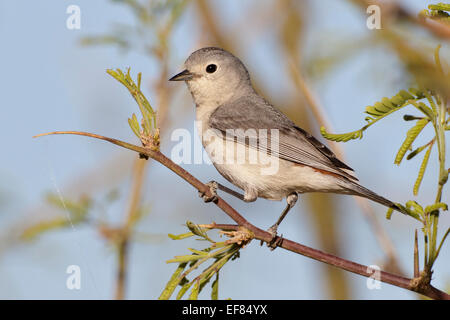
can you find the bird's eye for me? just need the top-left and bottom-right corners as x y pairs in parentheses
(206, 64), (217, 73)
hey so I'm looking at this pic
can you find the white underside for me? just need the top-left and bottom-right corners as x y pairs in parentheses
(196, 115), (350, 201)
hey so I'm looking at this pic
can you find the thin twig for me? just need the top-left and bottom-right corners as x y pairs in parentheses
(414, 229), (419, 278)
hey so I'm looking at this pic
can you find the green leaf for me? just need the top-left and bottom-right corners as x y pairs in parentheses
(434, 44), (444, 75)
(137, 72), (142, 89)
(21, 217), (71, 240)
(429, 3), (450, 11)
(211, 273), (219, 300)
(107, 68), (158, 140)
(176, 280), (194, 300)
(408, 88), (424, 99)
(320, 127), (363, 142)
(161, 220), (245, 300)
(416, 102), (435, 120)
(166, 254), (205, 264)
(395, 118), (429, 165)
(188, 280), (200, 300)
(407, 141), (432, 160)
(128, 114), (141, 138)
(399, 89), (415, 100)
(158, 262), (187, 300)
(321, 88), (421, 143)
(413, 143), (433, 196)
(406, 200), (424, 214)
(22, 195), (91, 240)
(394, 203), (421, 220)
(424, 203), (448, 214)
(188, 248), (209, 255)
(386, 207), (394, 220)
(168, 232), (194, 240)
(186, 221), (214, 242)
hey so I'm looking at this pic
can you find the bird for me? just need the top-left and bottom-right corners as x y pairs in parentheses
(169, 47), (399, 246)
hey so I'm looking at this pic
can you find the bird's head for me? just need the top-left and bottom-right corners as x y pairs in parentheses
(170, 47), (253, 107)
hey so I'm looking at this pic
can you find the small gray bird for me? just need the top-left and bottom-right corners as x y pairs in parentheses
(170, 47), (398, 245)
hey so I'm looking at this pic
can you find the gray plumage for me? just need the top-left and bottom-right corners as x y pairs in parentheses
(209, 94), (357, 181)
(170, 47), (398, 214)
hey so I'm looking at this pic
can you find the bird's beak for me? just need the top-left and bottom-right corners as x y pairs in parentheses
(169, 69), (193, 81)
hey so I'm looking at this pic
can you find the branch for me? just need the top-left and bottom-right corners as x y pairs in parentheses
(33, 131), (450, 300)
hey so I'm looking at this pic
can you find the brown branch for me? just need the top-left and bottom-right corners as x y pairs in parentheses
(115, 237), (128, 300)
(33, 131), (450, 300)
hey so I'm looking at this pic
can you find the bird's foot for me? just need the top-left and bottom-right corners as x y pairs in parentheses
(198, 181), (219, 203)
(260, 224), (283, 250)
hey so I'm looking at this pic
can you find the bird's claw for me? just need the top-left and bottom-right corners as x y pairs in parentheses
(260, 224), (283, 250)
(198, 181), (219, 203)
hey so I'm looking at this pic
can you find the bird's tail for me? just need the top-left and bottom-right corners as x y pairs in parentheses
(345, 181), (401, 212)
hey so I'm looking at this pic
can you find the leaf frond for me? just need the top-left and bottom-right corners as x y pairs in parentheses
(413, 143), (433, 195)
(395, 118), (430, 165)
(321, 89), (424, 143)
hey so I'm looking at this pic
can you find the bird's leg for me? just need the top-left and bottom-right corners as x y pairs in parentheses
(265, 192), (298, 249)
(199, 181), (219, 203)
(217, 183), (247, 201)
(199, 181), (247, 203)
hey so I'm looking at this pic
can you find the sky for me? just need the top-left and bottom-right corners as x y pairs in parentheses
(0, 0), (448, 299)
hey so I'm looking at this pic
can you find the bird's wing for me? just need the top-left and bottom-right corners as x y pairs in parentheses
(208, 95), (358, 181)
